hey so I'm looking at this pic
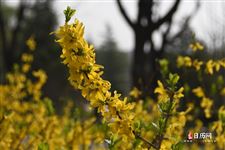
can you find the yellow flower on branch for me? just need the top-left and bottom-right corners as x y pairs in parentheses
(201, 97), (213, 118)
(192, 87), (205, 98)
(130, 87), (142, 98)
(192, 59), (203, 71)
(54, 7), (136, 144)
(21, 53), (33, 63)
(154, 80), (169, 102)
(26, 36), (36, 51)
(176, 56), (192, 68)
(193, 87), (213, 118)
(220, 87), (225, 96)
(206, 60), (214, 75)
(173, 87), (184, 101)
(189, 42), (204, 52)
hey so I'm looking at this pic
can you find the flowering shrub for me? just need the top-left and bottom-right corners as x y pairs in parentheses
(0, 7), (225, 150)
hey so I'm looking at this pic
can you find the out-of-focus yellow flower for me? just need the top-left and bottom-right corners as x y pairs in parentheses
(218, 106), (225, 121)
(22, 63), (30, 73)
(215, 134), (225, 149)
(193, 59), (203, 71)
(192, 87), (205, 98)
(193, 87), (213, 118)
(173, 87), (184, 101)
(189, 42), (204, 52)
(154, 80), (169, 102)
(213, 61), (221, 72)
(129, 87), (142, 98)
(201, 97), (213, 118)
(206, 60), (214, 75)
(21, 53), (33, 63)
(26, 36), (36, 51)
(183, 56), (192, 67)
(177, 56), (192, 68)
(160, 140), (173, 150)
(220, 87), (225, 96)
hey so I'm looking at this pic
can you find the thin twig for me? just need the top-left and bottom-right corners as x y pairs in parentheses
(134, 132), (158, 149)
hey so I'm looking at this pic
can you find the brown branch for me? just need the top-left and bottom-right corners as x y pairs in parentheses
(134, 131), (158, 149)
(152, 92), (175, 150)
(116, 110), (157, 149)
(154, 0), (181, 29)
(116, 0), (136, 29)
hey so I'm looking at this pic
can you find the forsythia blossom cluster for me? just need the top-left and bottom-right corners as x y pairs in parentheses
(177, 55), (225, 74)
(192, 87), (213, 118)
(54, 7), (135, 143)
(0, 37), (105, 150)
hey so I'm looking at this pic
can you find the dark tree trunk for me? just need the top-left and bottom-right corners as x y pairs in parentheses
(116, 0), (196, 99)
(0, 1), (26, 72)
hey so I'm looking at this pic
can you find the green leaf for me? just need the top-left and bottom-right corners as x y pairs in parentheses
(38, 142), (49, 150)
(171, 141), (184, 150)
(134, 120), (141, 132)
(158, 101), (172, 113)
(169, 73), (180, 85)
(158, 117), (166, 133)
(151, 122), (159, 131)
(43, 98), (55, 116)
(64, 6), (76, 23)
(159, 59), (169, 77)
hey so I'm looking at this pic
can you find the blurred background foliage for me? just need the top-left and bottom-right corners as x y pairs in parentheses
(0, 0), (224, 120)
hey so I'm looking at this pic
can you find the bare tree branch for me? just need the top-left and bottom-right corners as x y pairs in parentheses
(159, 20), (172, 53)
(168, 0), (200, 43)
(116, 0), (136, 29)
(154, 0), (181, 29)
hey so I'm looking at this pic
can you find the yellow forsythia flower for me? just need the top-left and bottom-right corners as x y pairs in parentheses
(26, 36), (36, 51)
(129, 87), (142, 98)
(206, 60), (214, 75)
(54, 8), (136, 144)
(192, 87), (205, 98)
(220, 87), (225, 96)
(177, 56), (192, 68)
(201, 97), (213, 118)
(189, 42), (204, 52)
(21, 53), (33, 63)
(192, 59), (203, 71)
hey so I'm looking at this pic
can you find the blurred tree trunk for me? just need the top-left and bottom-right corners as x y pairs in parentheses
(116, 0), (199, 98)
(0, 0), (27, 72)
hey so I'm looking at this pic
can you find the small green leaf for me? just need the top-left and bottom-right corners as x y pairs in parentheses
(151, 122), (159, 131)
(64, 6), (76, 23)
(38, 142), (49, 150)
(171, 141), (184, 150)
(169, 73), (179, 85)
(158, 117), (166, 133)
(43, 98), (55, 116)
(134, 120), (141, 132)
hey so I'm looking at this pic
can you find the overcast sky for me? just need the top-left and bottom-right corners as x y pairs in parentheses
(5, 0), (225, 51)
